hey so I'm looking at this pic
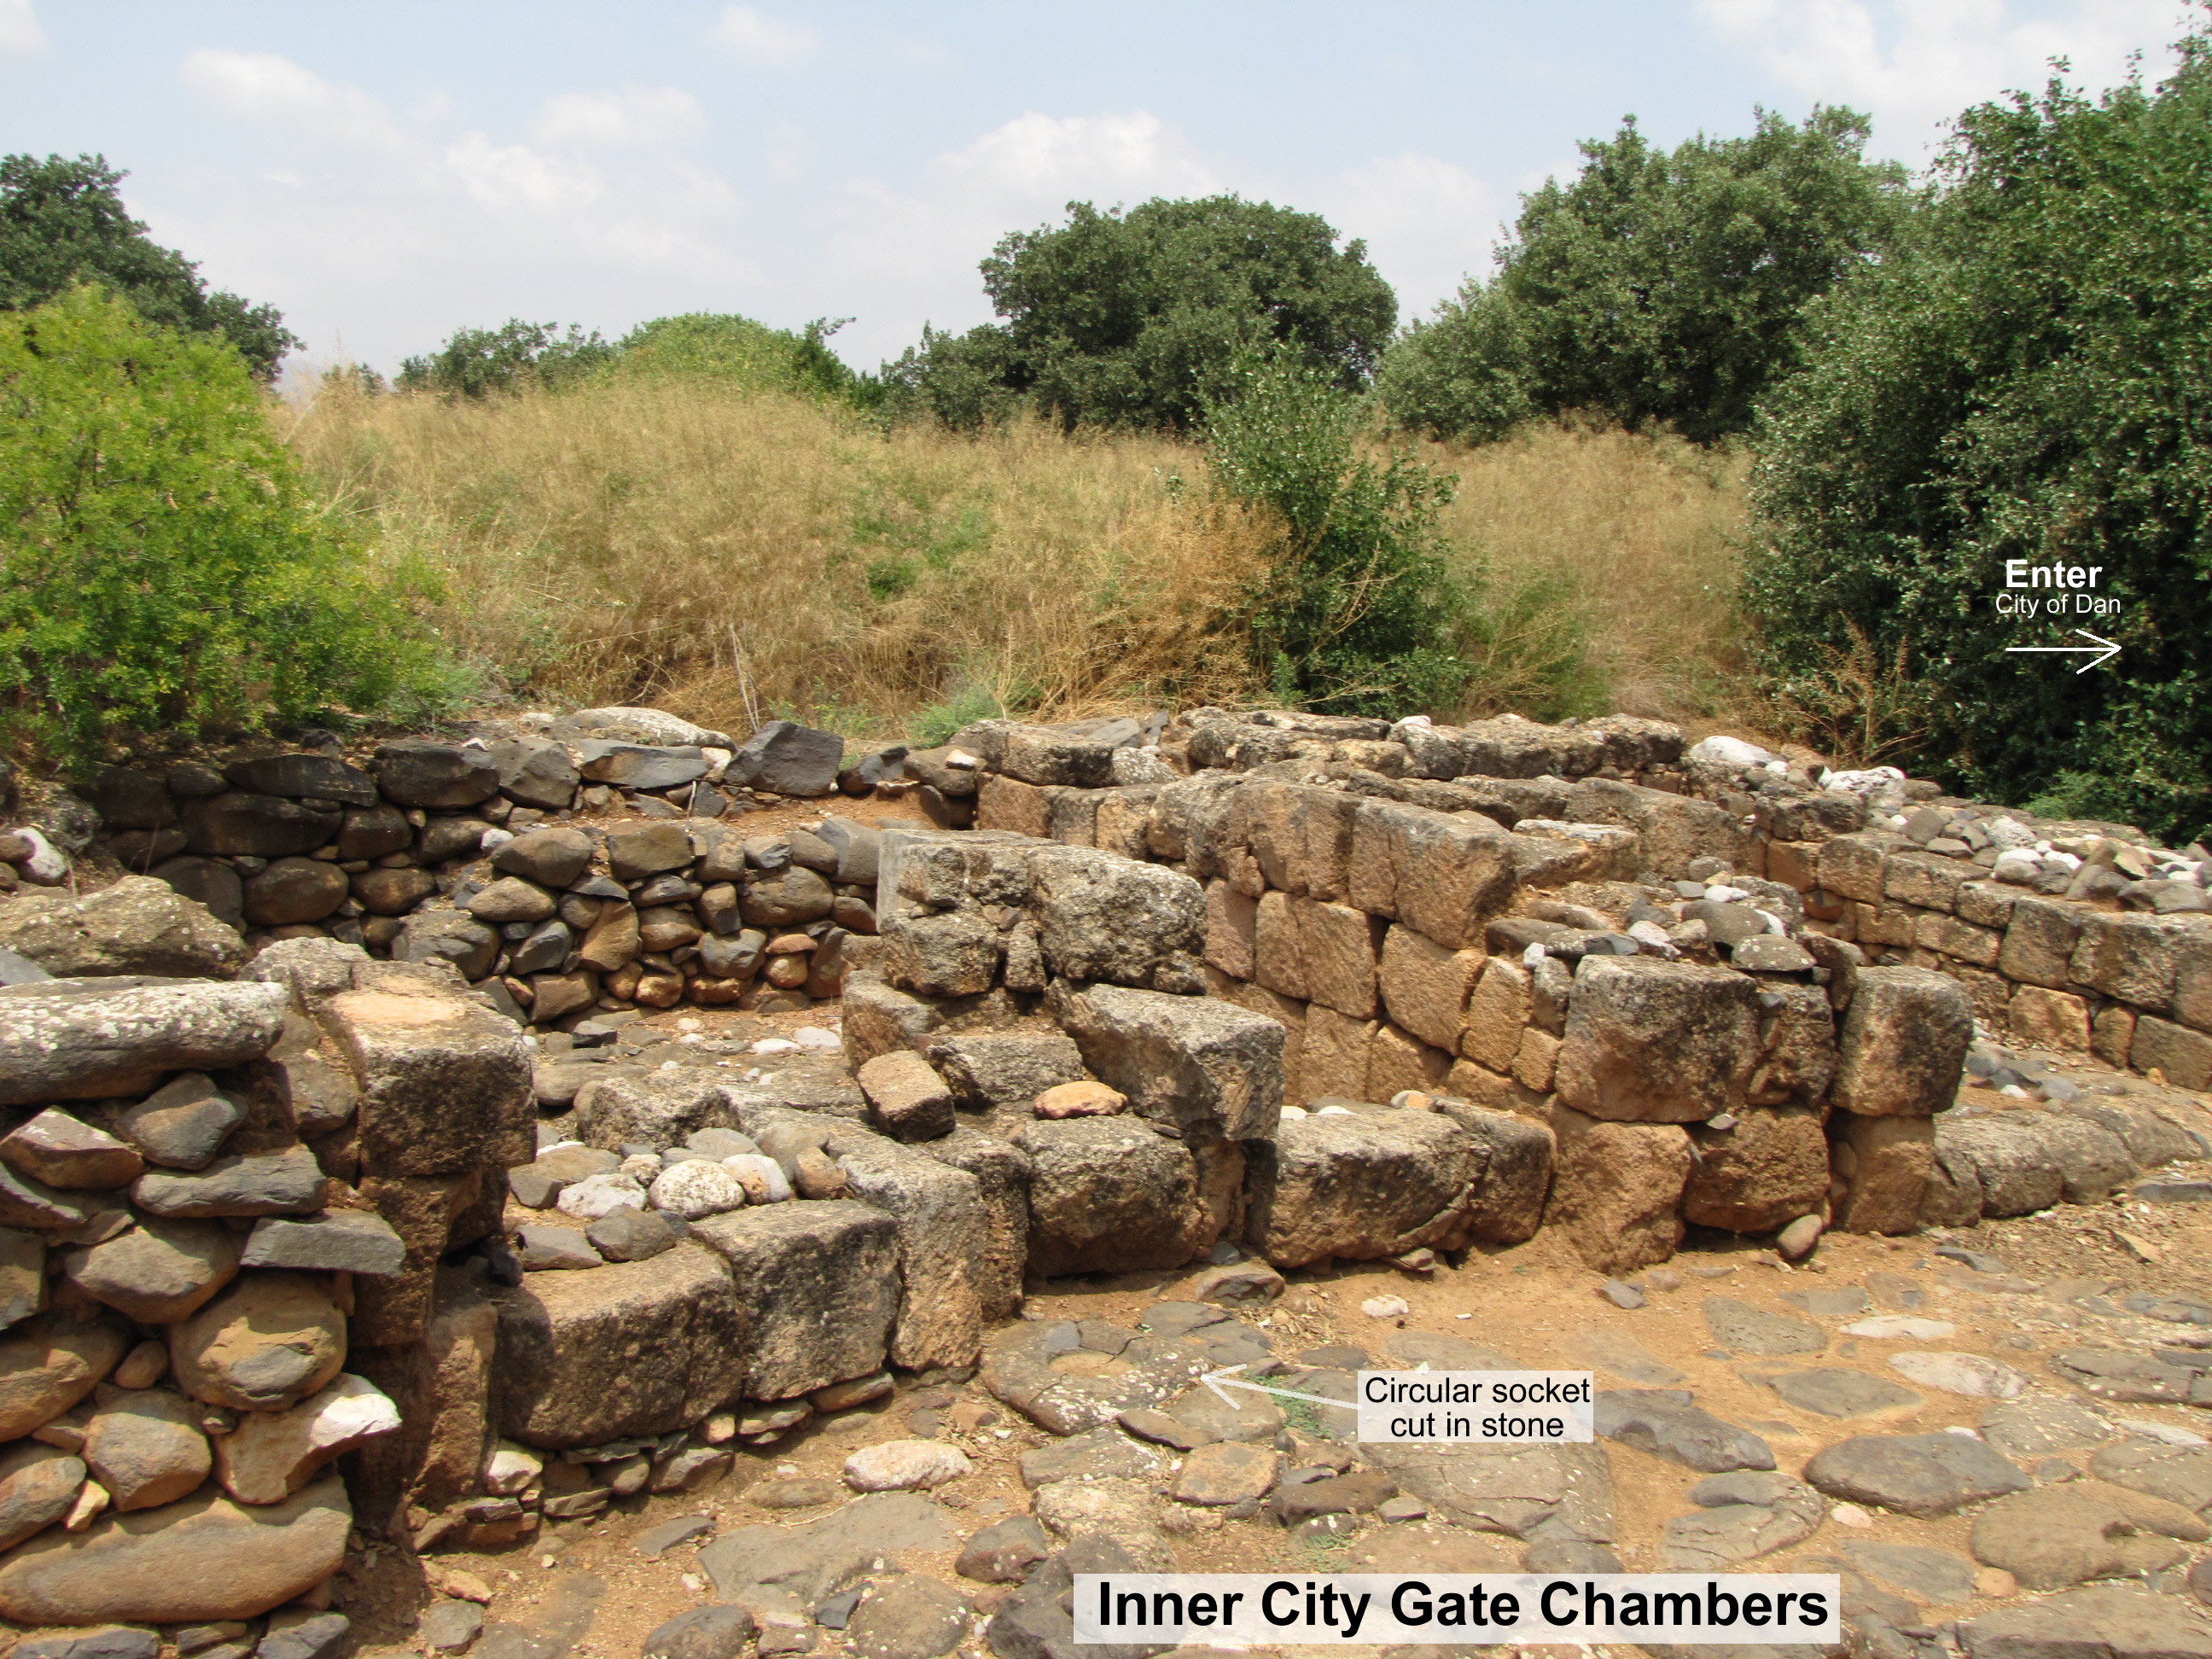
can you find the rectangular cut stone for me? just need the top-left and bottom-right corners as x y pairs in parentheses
(1254, 894), (1382, 1019)
(1238, 783), (1360, 901)
(1244, 1111), (1481, 1267)
(1435, 1099), (1555, 1244)
(1884, 853), (1970, 913)
(1563, 778), (1747, 876)
(1542, 1103), (1691, 1275)
(2069, 913), (2205, 1014)
(1377, 925), (1484, 1054)
(1346, 800), (1516, 951)
(1298, 1006), (1377, 1103)
(1460, 958), (1533, 1072)
(324, 974), (533, 1177)
(1367, 1023), (1450, 1100)
(2132, 1016), (2212, 1091)
(352, 1273), (498, 1523)
(1512, 1027), (1561, 1093)
(1956, 882), (2018, 930)
(1442, 1059), (1545, 1117)
(689, 1202), (900, 1402)
(2177, 932), (2212, 1034)
(1093, 789), (1160, 861)
(1766, 841), (1819, 893)
(1046, 789), (1101, 847)
(1999, 896), (2084, 990)
(1831, 1114), (1934, 1235)
(1553, 958), (1761, 1123)
(1817, 834), (1893, 903)
(1833, 966), (1975, 1116)
(2010, 985), (2092, 1051)
(922, 1127), (1031, 1324)
(824, 1127), (989, 1372)
(352, 1172), (484, 1346)
(1917, 912), (2001, 968)
(2093, 1004), (2137, 1068)
(1205, 882), (1257, 981)
(975, 775), (1051, 837)
(1252, 891), (1307, 1003)
(1050, 981), (1284, 1139)
(1204, 973), (1305, 1103)
(494, 1240), (748, 1447)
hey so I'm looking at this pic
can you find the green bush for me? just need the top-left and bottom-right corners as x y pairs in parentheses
(1743, 28), (2212, 843)
(617, 312), (867, 402)
(0, 287), (453, 758)
(885, 195), (1397, 433)
(1204, 352), (1469, 716)
(0, 153), (298, 382)
(1380, 108), (1911, 445)
(397, 318), (616, 398)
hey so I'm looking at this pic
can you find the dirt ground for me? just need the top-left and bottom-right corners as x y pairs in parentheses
(335, 1013), (2212, 1659)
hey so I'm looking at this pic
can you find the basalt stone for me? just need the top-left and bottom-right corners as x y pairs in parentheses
(241, 1211), (407, 1277)
(224, 754), (378, 807)
(0, 1315), (131, 1440)
(730, 722), (845, 798)
(133, 1145), (327, 1219)
(180, 794), (343, 859)
(1804, 1432), (2031, 1516)
(0, 979), (287, 1109)
(242, 859), (350, 928)
(1595, 1389), (1776, 1473)
(350, 866), (436, 917)
(0, 876), (249, 981)
(66, 1215), (241, 1324)
(372, 741), (500, 809)
(150, 859), (246, 931)
(489, 737), (581, 812)
(577, 742), (708, 791)
(493, 827), (595, 889)
(82, 1387), (210, 1511)
(110, 1074), (247, 1171)
(94, 766), (178, 829)
(171, 1273), (347, 1414)
(2, 1109), (143, 1190)
(335, 805), (411, 862)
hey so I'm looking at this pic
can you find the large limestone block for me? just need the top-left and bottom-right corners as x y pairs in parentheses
(0, 876), (247, 980)
(882, 910), (1001, 998)
(496, 1240), (747, 1447)
(0, 978), (286, 1107)
(1997, 895), (2084, 990)
(1832, 966), (1974, 1117)
(689, 1203), (899, 1402)
(1563, 777), (1748, 877)
(0, 1472), (350, 1624)
(825, 1128), (989, 1372)
(1051, 981), (1283, 1140)
(1435, 1100), (1555, 1243)
(1378, 925), (1484, 1054)
(1203, 881), (1257, 980)
(1014, 1118), (1207, 1278)
(994, 719), (1143, 788)
(1459, 957), (1532, 1072)
(1346, 800), (1516, 951)
(1543, 1103), (1691, 1274)
(323, 972), (533, 1175)
(1682, 1107), (1829, 1234)
(1296, 1005), (1377, 1103)
(1244, 1110), (1481, 1268)
(1830, 1114), (1934, 1235)
(1553, 958), (1761, 1123)
(1027, 844), (1203, 988)
(1253, 892), (1380, 1018)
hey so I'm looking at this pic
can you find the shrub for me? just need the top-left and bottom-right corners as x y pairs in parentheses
(0, 287), (451, 759)
(1743, 26), (2212, 843)
(887, 195), (1397, 433)
(617, 312), (866, 402)
(1381, 108), (1911, 445)
(0, 153), (298, 381)
(1204, 352), (1469, 716)
(397, 318), (616, 398)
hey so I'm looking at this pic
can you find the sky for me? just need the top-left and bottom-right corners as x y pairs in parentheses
(0, 0), (2195, 378)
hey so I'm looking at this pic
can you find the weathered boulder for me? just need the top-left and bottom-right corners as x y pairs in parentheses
(323, 971), (533, 1176)
(487, 736), (580, 811)
(1554, 958), (1761, 1122)
(1027, 844), (1204, 987)
(1016, 1118), (1207, 1278)
(215, 1373), (400, 1505)
(730, 721), (844, 797)
(1244, 1109), (1481, 1268)
(492, 826), (595, 888)
(241, 860), (350, 928)
(578, 1072), (741, 1153)
(1345, 800), (1517, 951)
(1959, 1584), (2212, 1659)
(828, 1130), (988, 1371)
(857, 1051), (956, 1143)
(925, 1030), (1086, 1109)
(65, 1216), (240, 1324)
(179, 794), (342, 859)
(688, 1202), (901, 1402)
(0, 877), (247, 980)
(1682, 1108), (1829, 1235)
(82, 1388), (210, 1511)
(922, 1128), (1032, 1324)
(1831, 1114), (1935, 1235)
(1804, 1432), (2031, 1516)
(0, 1443), (84, 1551)
(0, 978), (286, 1107)
(0, 1316), (130, 1439)
(1051, 981), (1284, 1140)
(170, 1272), (346, 1413)
(495, 1241), (745, 1448)
(0, 1473), (350, 1623)
(1434, 1100), (1555, 1244)
(107, 1074), (246, 1172)
(1, 1111), (143, 1190)
(1542, 1103), (1691, 1274)
(372, 741), (499, 808)
(1833, 967), (1974, 1116)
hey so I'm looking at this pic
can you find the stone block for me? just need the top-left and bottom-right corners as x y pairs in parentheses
(2132, 1016), (2212, 1091)
(2071, 913), (2205, 1014)
(1346, 800), (1517, 951)
(825, 1128), (988, 1371)
(1458, 957), (1532, 1072)
(1817, 835), (1891, 904)
(1766, 841), (1819, 893)
(1377, 925), (1483, 1053)
(1747, 982), (1838, 1108)
(1244, 1110), (1480, 1268)
(578, 1071), (744, 1152)
(1543, 1103), (1691, 1275)
(1932, 1114), (2062, 1219)
(1014, 1118), (1206, 1278)
(857, 1051), (955, 1142)
(1203, 882), (1256, 980)
(1918, 912), (2002, 968)
(1051, 981), (1283, 1139)
(1371, 1023), (1452, 1099)
(922, 1128), (1031, 1324)
(1682, 1108), (1828, 1234)
(0, 876), (247, 981)
(839, 976), (947, 1070)
(1203, 975), (1304, 1101)
(350, 1173), (483, 1347)
(1294, 1005), (1375, 1103)
(2092, 1004), (2137, 1068)
(1957, 881), (2018, 930)
(975, 775), (1051, 837)
(1831, 966), (1973, 1117)
(1830, 1114), (1934, 1235)
(1553, 958), (1761, 1123)
(689, 1202), (900, 1401)
(1237, 782), (1359, 902)
(1254, 892), (1380, 1018)
(0, 978), (287, 1108)
(1999, 896), (2084, 991)
(729, 721), (844, 796)
(495, 1241), (748, 1447)
(1885, 853), (1970, 914)
(1027, 844), (1204, 988)
(925, 1030), (1085, 1110)
(323, 973), (532, 1176)
(2010, 986), (2092, 1051)
(349, 1272), (498, 1519)
(1435, 1099), (1554, 1243)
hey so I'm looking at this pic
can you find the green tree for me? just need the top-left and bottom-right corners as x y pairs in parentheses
(397, 318), (616, 398)
(0, 286), (449, 756)
(1743, 28), (2212, 842)
(1206, 352), (1468, 715)
(0, 153), (299, 382)
(1381, 108), (1912, 445)
(887, 195), (1398, 432)
(616, 312), (866, 401)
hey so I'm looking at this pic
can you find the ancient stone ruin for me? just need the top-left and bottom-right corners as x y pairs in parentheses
(0, 704), (2209, 1656)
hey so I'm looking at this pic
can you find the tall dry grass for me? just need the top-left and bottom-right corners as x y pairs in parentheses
(282, 378), (1751, 738)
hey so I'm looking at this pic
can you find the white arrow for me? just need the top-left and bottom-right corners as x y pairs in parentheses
(2005, 629), (2120, 672)
(1200, 1364), (1357, 1412)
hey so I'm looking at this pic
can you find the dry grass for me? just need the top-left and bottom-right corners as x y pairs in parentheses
(282, 380), (1752, 739)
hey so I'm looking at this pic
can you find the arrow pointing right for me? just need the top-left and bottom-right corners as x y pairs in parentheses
(2005, 629), (2121, 672)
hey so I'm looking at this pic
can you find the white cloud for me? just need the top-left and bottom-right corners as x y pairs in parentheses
(0, 0), (46, 59)
(1695, 0), (2186, 159)
(713, 6), (819, 67)
(445, 133), (604, 214)
(533, 85), (707, 148)
(179, 49), (408, 151)
(934, 110), (1219, 202)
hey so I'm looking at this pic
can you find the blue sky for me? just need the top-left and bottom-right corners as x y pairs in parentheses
(0, 1), (2192, 376)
